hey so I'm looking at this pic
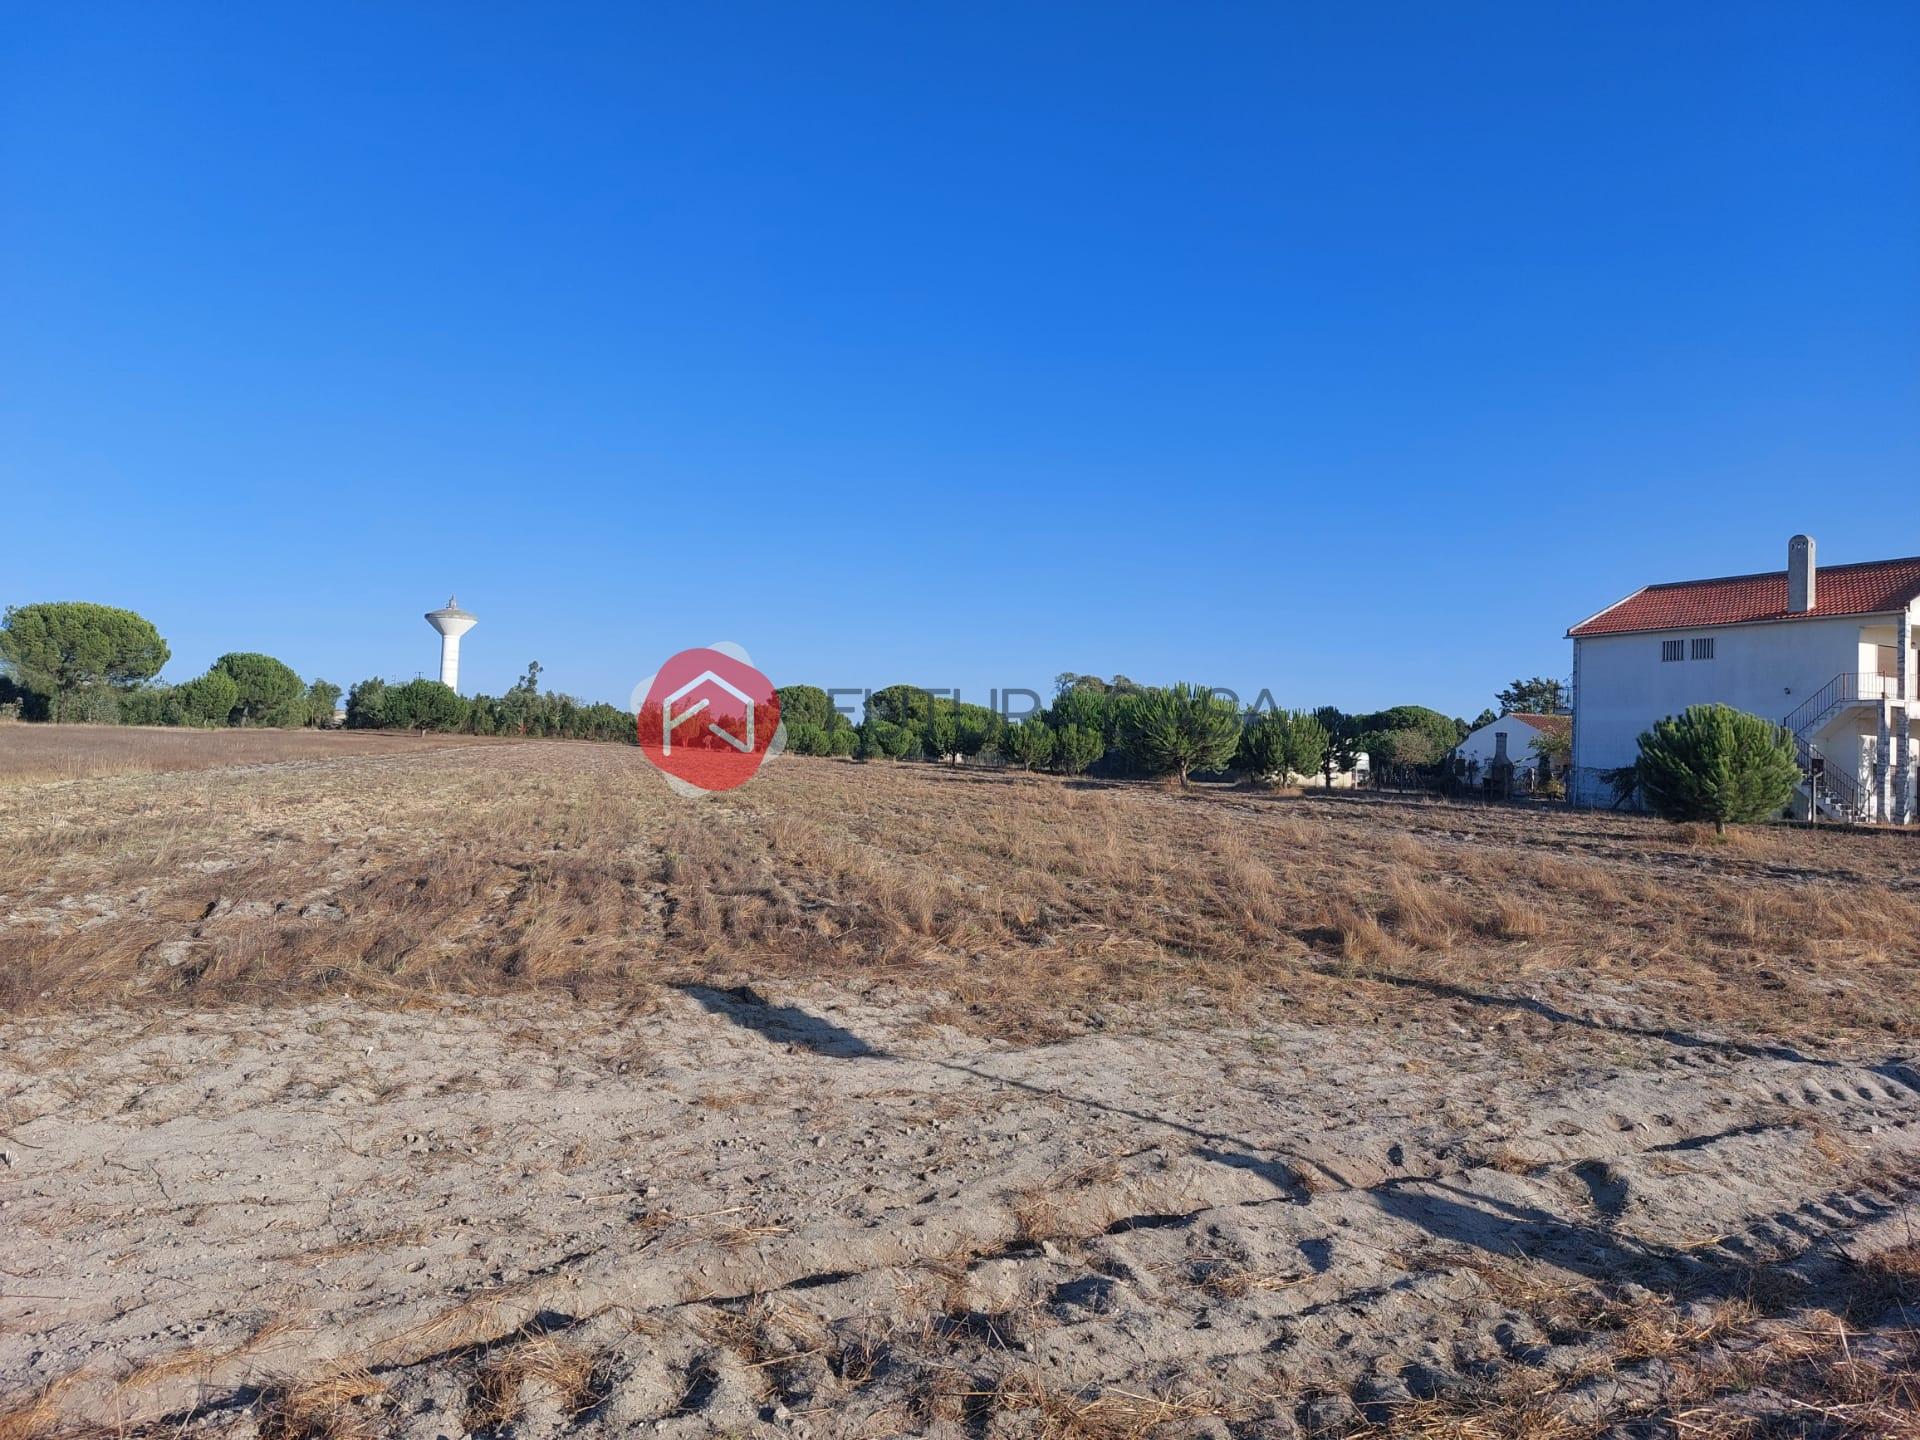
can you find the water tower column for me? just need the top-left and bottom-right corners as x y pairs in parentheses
(424, 597), (478, 693)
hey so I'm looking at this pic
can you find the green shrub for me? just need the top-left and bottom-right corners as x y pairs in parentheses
(858, 718), (917, 760)
(785, 721), (829, 756)
(177, 671), (241, 727)
(1636, 703), (1800, 833)
(381, 678), (471, 732)
(1053, 723), (1104, 775)
(54, 686), (124, 724)
(1121, 683), (1241, 784)
(828, 724), (860, 757)
(1001, 718), (1055, 771)
(211, 652), (307, 726)
(117, 687), (178, 727)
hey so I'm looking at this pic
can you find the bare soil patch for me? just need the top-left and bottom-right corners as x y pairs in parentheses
(2, 737), (1917, 1437)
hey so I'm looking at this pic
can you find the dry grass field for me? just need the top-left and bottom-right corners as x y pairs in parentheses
(0, 724), (487, 786)
(1, 733), (1917, 1439)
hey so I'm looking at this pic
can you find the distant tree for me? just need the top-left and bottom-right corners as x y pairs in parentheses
(1471, 707), (1499, 730)
(1048, 686), (1119, 747)
(211, 652), (307, 726)
(117, 686), (177, 727)
(857, 718), (917, 760)
(1352, 705), (1463, 757)
(517, 661), (542, 694)
(1528, 726), (1571, 771)
(775, 684), (832, 731)
(1054, 672), (1142, 698)
(1312, 707), (1361, 788)
(1237, 712), (1290, 783)
(828, 724), (860, 757)
(0, 602), (170, 721)
(381, 678), (471, 732)
(1122, 683), (1241, 785)
(785, 721), (829, 756)
(925, 711), (960, 762)
(1001, 717), (1056, 771)
(952, 705), (998, 762)
(345, 678), (389, 729)
(1053, 723), (1104, 776)
(865, 684), (935, 729)
(1496, 677), (1566, 715)
(177, 670), (241, 727)
(1365, 726), (1444, 773)
(1636, 704), (1799, 833)
(1239, 709), (1329, 784)
(305, 679), (342, 727)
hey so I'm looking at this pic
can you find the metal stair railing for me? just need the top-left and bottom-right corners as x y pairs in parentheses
(1795, 733), (1868, 823)
(1783, 672), (1890, 740)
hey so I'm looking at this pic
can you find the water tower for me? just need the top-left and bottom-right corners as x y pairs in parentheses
(424, 596), (477, 691)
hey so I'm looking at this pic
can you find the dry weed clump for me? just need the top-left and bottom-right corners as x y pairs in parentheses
(259, 1368), (390, 1440)
(978, 1374), (1233, 1440)
(465, 1333), (605, 1430)
(4, 735), (1920, 1048)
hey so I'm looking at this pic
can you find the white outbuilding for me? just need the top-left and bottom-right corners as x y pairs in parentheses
(1453, 712), (1569, 782)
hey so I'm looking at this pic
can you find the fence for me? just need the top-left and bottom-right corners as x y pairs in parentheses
(1364, 760), (1569, 806)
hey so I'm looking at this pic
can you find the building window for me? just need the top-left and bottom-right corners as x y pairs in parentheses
(1691, 637), (1715, 660)
(1661, 640), (1684, 662)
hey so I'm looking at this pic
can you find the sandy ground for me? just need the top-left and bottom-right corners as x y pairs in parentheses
(4, 984), (1918, 1437)
(3, 737), (1919, 1436)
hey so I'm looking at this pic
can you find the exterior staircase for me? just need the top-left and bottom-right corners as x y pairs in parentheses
(1785, 673), (1885, 824)
(1795, 734), (1868, 824)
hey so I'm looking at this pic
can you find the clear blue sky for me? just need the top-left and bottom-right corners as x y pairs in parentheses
(4, 3), (1916, 718)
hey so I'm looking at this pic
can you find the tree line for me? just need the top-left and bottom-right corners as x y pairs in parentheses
(0, 601), (628, 741)
(0, 602), (340, 728)
(344, 662), (632, 740)
(779, 674), (1482, 787)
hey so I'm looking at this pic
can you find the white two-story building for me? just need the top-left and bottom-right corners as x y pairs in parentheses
(1567, 536), (1920, 822)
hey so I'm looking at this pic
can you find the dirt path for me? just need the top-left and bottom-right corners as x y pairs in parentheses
(5, 984), (1917, 1437)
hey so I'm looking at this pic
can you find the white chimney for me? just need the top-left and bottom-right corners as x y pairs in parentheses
(1788, 535), (1816, 614)
(424, 596), (478, 691)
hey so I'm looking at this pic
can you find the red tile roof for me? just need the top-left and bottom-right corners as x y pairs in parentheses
(1510, 712), (1571, 739)
(1568, 556), (1920, 638)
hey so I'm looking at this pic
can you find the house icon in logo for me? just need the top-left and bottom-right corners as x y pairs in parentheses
(661, 669), (755, 756)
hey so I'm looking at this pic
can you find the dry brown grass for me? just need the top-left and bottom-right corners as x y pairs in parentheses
(0, 723), (485, 783)
(3, 735), (1919, 1052)
(1363, 1232), (1920, 1440)
(465, 1332), (604, 1429)
(259, 1368), (389, 1440)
